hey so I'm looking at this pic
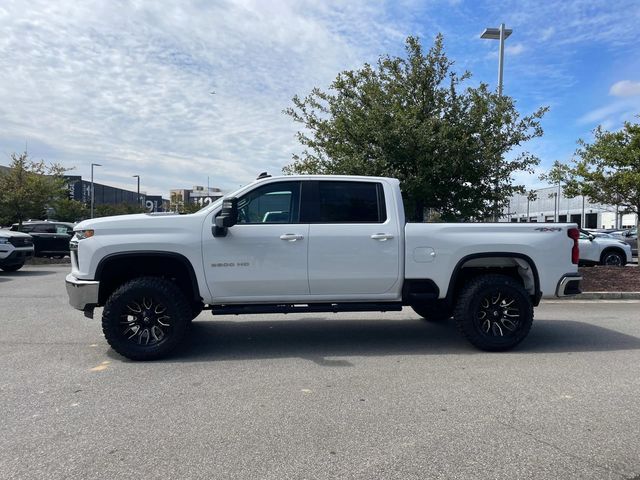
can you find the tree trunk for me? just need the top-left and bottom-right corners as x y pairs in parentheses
(413, 200), (425, 223)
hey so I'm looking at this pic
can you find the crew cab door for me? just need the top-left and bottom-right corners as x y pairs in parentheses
(203, 181), (310, 301)
(303, 180), (401, 296)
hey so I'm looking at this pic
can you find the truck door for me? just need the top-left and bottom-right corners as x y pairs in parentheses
(203, 181), (310, 301)
(304, 180), (401, 296)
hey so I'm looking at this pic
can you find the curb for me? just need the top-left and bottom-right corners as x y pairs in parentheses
(560, 292), (640, 300)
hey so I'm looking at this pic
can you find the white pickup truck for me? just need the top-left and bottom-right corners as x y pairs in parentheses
(66, 175), (582, 360)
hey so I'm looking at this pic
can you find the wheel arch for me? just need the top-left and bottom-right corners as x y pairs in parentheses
(445, 253), (541, 307)
(599, 247), (627, 265)
(95, 251), (201, 306)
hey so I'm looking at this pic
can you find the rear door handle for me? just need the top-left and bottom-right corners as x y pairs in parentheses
(371, 233), (394, 241)
(280, 233), (304, 242)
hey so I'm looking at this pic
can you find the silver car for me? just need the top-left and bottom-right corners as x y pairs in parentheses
(578, 230), (633, 266)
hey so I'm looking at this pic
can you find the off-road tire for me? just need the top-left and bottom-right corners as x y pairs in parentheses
(102, 276), (190, 361)
(454, 274), (533, 351)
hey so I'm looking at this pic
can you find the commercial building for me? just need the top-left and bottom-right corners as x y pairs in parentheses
(64, 176), (169, 212)
(170, 186), (223, 211)
(502, 185), (637, 229)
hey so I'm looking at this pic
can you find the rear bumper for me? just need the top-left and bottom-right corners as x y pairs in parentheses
(556, 273), (582, 297)
(65, 274), (100, 311)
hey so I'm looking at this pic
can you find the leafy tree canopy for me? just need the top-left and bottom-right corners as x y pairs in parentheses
(284, 35), (548, 221)
(564, 120), (640, 232)
(52, 198), (89, 223)
(94, 203), (147, 218)
(0, 152), (68, 226)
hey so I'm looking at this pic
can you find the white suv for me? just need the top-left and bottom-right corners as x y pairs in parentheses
(0, 229), (34, 271)
(579, 230), (632, 266)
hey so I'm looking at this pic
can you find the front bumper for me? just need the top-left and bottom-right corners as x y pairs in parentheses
(556, 273), (582, 297)
(0, 248), (34, 265)
(65, 274), (100, 311)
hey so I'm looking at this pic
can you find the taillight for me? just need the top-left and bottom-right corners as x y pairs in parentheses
(568, 228), (580, 264)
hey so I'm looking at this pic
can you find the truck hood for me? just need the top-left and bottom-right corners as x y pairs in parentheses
(591, 237), (631, 248)
(74, 212), (193, 232)
(0, 229), (32, 239)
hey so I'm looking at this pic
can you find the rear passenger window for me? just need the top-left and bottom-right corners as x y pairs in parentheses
(316, 182), (386, 223)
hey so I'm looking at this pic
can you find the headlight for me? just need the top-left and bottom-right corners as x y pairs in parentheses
(0, 238), (9, 244)
(75, 229), (95, 240)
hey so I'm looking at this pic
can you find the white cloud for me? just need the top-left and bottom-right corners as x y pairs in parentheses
(610, 80), (640, 97)
(577, 96), (640, 128)
(505, 43), (525, 55)
(0, 0), (413, 196)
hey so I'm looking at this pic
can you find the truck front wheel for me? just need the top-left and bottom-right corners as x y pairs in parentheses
(454, 274), (533, 351)
(102, 277), (190, 361)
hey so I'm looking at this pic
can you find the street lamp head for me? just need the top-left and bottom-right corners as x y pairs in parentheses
(91, 163), (102, 167)
(480, 27), (512, 40)
(132, 174), (140, 178)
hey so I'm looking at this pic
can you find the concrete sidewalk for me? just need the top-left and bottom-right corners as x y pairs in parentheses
(564, 291), (640, 300)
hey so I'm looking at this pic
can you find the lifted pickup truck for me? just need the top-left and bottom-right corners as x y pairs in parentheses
(66, 175), (582, 360)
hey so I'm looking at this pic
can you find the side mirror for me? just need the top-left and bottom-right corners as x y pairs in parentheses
(213, 197), (238, 237)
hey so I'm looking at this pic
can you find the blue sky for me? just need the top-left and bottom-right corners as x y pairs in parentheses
(1, 0), (639, 197)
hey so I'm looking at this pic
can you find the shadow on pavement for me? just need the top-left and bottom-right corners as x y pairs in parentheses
(0, 270), (60, 277)
(164, 317), (640, 364)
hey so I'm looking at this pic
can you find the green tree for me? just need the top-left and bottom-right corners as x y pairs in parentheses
(95, 203), (146, 218)
(284, 35), (547, 221)
(564, 121), (640, 232)
(539, 160), (571, 221)
(52, 198), (89, 222)
(0, 152), (68, 227)
(179, 203), (202, 214)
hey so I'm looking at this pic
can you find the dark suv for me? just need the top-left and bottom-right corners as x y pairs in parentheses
(10, 221), (75, 258)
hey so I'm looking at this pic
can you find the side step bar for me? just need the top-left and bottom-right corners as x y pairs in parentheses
(210, 302), (403, 316)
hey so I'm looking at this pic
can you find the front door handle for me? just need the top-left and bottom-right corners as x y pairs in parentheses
(371, 233), (394, 241)
(280, 233), (304, 242)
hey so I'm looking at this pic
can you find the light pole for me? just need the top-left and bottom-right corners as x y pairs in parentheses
(90, 163), (101, 218)
(132, 175), (140, 208)
(480, 23), (512, 96)
(481, 23), (512, 221)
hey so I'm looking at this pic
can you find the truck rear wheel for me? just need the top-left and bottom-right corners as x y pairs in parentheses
(102, 277), (190, 361)
(454, 274), (533, 351)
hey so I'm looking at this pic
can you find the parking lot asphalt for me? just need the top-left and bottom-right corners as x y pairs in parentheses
(1, 265), (640, 480)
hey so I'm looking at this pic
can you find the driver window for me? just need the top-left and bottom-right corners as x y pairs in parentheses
(237, 181), (300, 224)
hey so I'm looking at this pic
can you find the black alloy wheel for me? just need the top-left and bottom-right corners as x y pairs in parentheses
(454, 274), (533, 351)
(102, 277), (190, 360)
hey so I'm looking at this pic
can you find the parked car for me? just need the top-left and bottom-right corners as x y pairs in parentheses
(0, 229), (34, 271)
(10, 221), (75, 258)
(621, 228), (638, 256)
(578, 229), (632, 266)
